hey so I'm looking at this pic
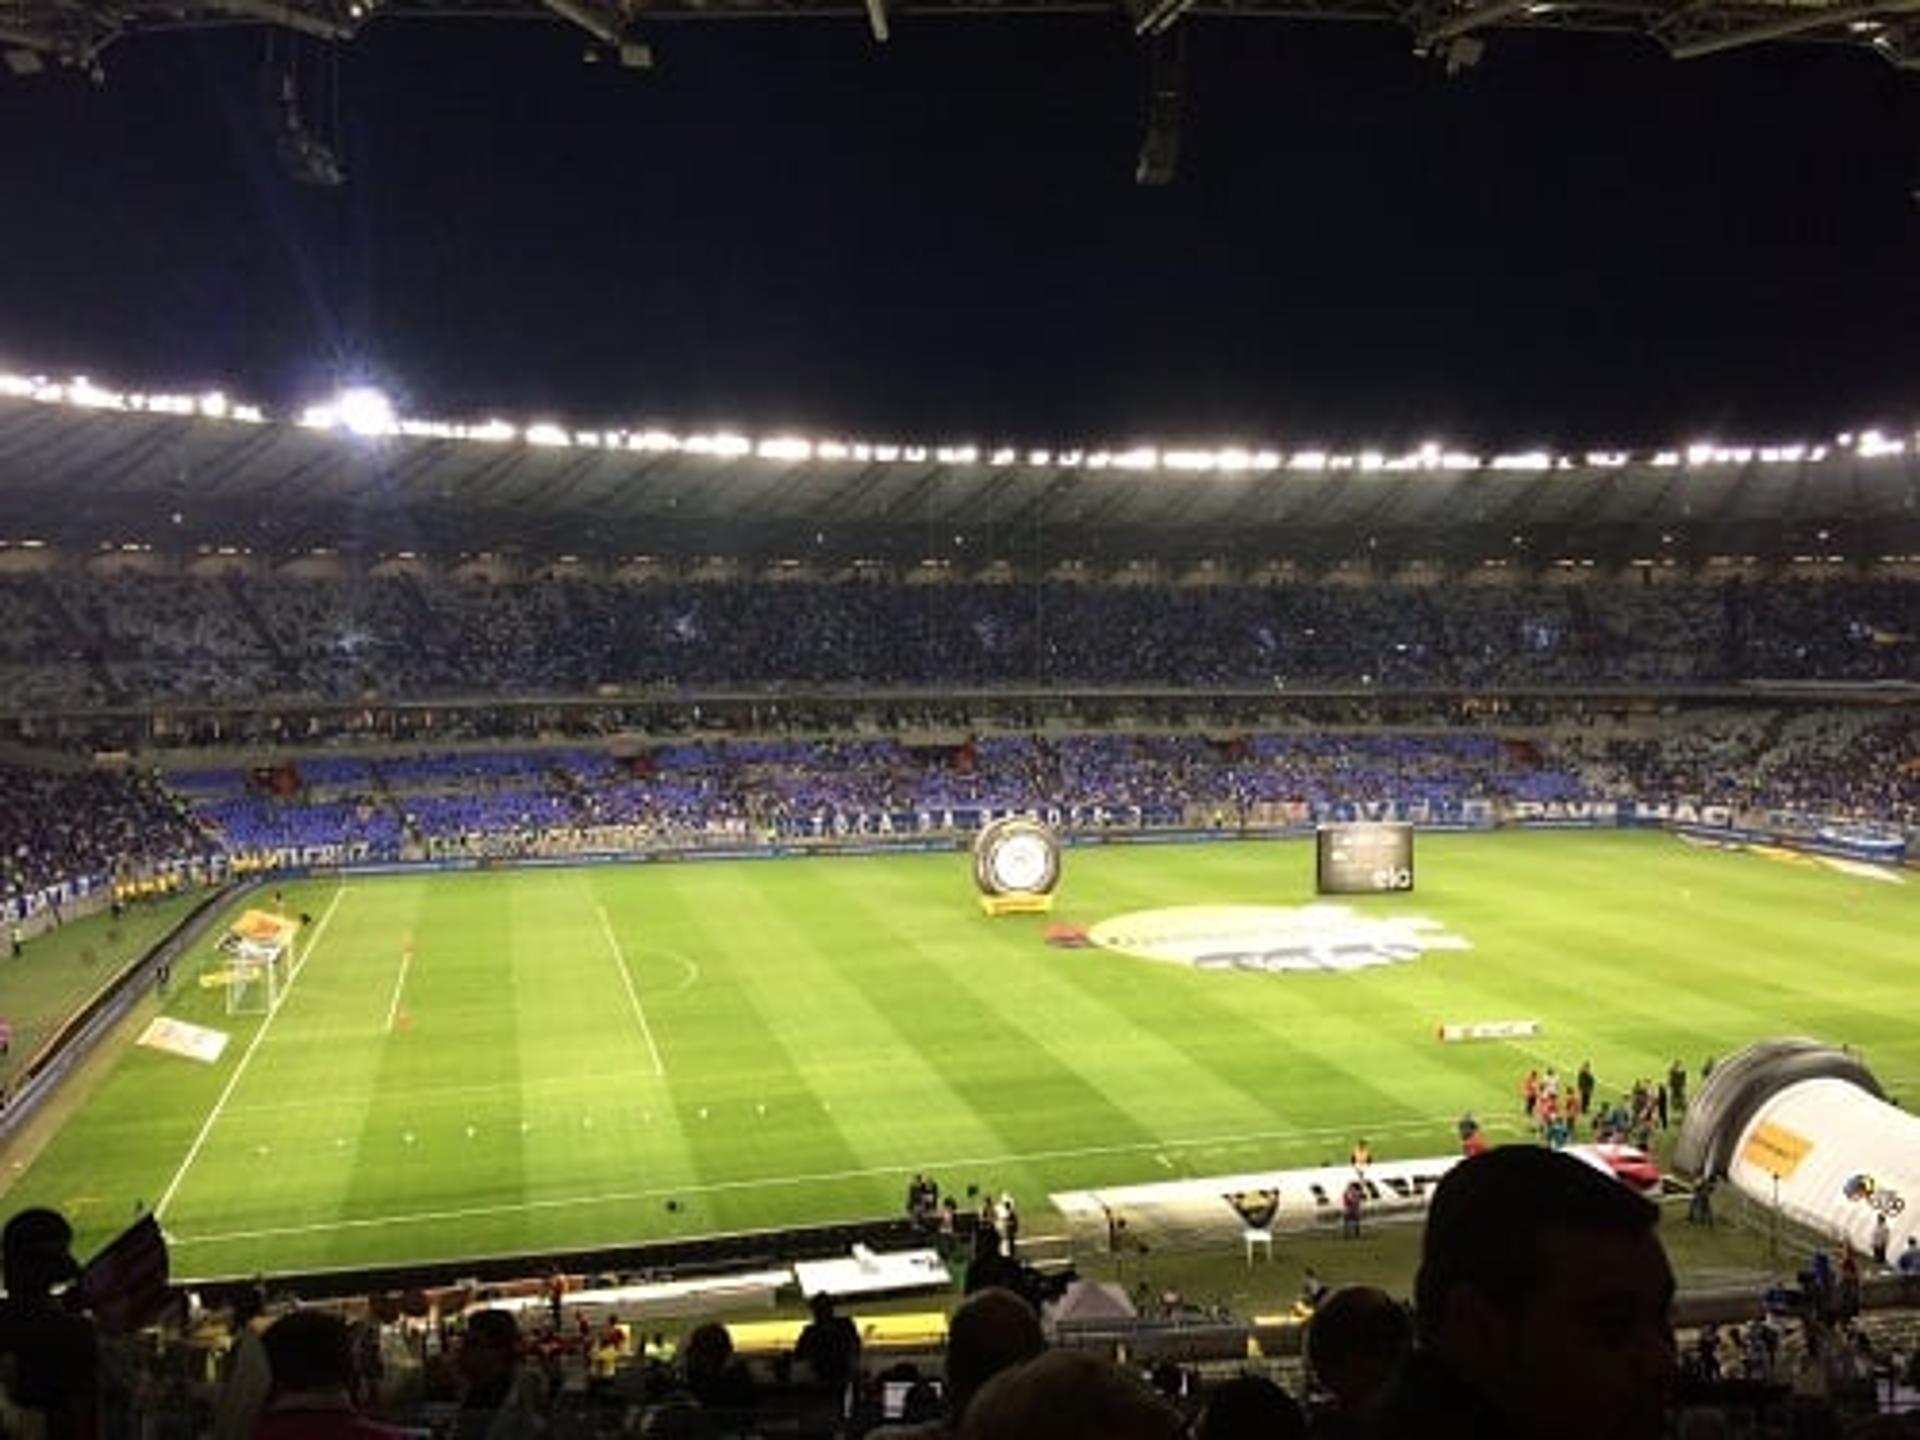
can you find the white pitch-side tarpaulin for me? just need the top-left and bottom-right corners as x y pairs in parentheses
(1727, 1076), (1919, 1257)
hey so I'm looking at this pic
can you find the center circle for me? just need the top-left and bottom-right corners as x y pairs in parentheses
(1086, 904), (1471, 974)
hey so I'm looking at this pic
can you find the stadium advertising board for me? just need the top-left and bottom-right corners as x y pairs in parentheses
(1050, 1155), (1461, 1242)
(1312, 799), (1490, 827)
(1727, 1076), (1920, 1258)
(1050, 1145), (1659, 1242)
(775, 804), (1181, 838)
(1316, 822), (1415, 894)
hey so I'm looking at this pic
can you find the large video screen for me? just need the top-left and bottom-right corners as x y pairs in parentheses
(1316, 822), (1415, 894)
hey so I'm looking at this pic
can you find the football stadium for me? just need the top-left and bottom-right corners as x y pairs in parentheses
(2, 4), (1918, 1437)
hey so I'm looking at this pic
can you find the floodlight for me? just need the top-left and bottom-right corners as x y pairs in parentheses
(335, 386), (397, 438)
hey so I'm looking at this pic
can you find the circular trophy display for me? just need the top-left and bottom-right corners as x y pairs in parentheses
(972, 817), (1062, 898)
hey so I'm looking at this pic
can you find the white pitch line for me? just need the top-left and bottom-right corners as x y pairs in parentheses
(223, 1067), (668, 1118)
(156, 886), (348, 1220)
(170, 1112), (1495, 1248)
(383, 943), (413, 1032)
(595, 904), (666, 1078)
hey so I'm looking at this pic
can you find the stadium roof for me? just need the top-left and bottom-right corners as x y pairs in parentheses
(2, 0), (1915, 72)
(2, 380), (1916, 566)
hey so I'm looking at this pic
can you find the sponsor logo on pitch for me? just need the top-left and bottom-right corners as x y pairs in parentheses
(1088, 904), (1470, 974)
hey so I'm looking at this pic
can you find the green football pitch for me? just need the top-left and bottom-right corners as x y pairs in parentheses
(5, 830), (1916, 1281)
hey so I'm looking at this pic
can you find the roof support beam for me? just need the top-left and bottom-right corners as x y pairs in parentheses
(543, 0), (620, 44)
(1671, 0), (1920, 57)
(204, 0), (351, 41)
(1135, 0), (1198, 36)
(0, 21), (75, 54)
(1421, 0), (1532, 44)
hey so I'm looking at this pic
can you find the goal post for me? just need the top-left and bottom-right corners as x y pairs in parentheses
(218, 909), (304, 1016)
(225, 938), (292, 1015)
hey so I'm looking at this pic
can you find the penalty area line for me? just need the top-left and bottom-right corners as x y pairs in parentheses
(155, 885), (349, 1220)
(383, 942), (413, 1032)
(595, 904), (666, 1078)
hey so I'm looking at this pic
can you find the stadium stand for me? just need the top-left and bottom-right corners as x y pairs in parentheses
(0, 572), (1911, 709)
(3, 710), (1912, 922)
(0, 761), (210, 908)
(0, 405), (1915, 1440)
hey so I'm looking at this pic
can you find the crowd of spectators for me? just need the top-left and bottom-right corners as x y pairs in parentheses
(0, 761), (211, 908)
(169, 731), (1598, 860)
(1, 704), (1911, 902)
(186, 715), (1915, 862)
(9, 1147), (1920, 1440)
(0, 572), (1911, 709)
(1570, 709), (1919, 823)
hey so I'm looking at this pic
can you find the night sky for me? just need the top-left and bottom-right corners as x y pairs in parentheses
(0, 16), (1915, 448)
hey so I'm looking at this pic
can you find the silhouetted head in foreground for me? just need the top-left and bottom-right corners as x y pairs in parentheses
(958, 1350), (1182, 1440)
(1, 1208), (80, 1303)
(262, 1310), (356, 1396)
(1392, 1145), (1676, 1440)
(942, 1286), (1046, 1424)
(1193, 1373), (1305, 1440)
(1305, 1285), (1410, 1418)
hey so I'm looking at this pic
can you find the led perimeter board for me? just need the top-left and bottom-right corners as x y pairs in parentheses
(1315, 822), (1415, 894)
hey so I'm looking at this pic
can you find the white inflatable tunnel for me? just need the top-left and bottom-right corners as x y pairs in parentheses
(1676, 1039), (1916, 1257)
(1725, 1076), (1918, 1258)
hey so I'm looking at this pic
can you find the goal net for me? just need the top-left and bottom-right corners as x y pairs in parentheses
(219, 909), (302, 1016)
(226, 938), (292, 1015)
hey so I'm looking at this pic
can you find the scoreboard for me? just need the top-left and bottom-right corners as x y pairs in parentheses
(1316, 822), (1415, 894)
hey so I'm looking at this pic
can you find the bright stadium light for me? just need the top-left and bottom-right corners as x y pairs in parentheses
(69, 376), (129, 411)
(1491, 451), (1553, 471)
(757, 437), (814, 461)
(1164, 449), (1217, 471)
(321, 386), (397, 438)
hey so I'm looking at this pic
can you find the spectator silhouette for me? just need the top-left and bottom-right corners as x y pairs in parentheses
(679, 1322), (753, 1411)
(1304, 1285), (1411, 1436)
(253, 1309), (412, 1440)
(212, 1284), (273, 1440)
(0, 1207), (97, 1440)
(1194, 1374), (1306, 1440)
(452, 1309), (543, 1440)
(957, 1350), (1182, 1440)
(869, 1286), (1045, 1439)
(1372, 1145), (1676, 1440)
(793, 1291), (860, 1392)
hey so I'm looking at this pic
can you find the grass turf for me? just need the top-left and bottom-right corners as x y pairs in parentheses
(2, 830), (1914, 1282)
(0, 893), (205, 1088)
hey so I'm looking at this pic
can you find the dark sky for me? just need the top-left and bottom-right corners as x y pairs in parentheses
(0, 16), (1915, 448)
